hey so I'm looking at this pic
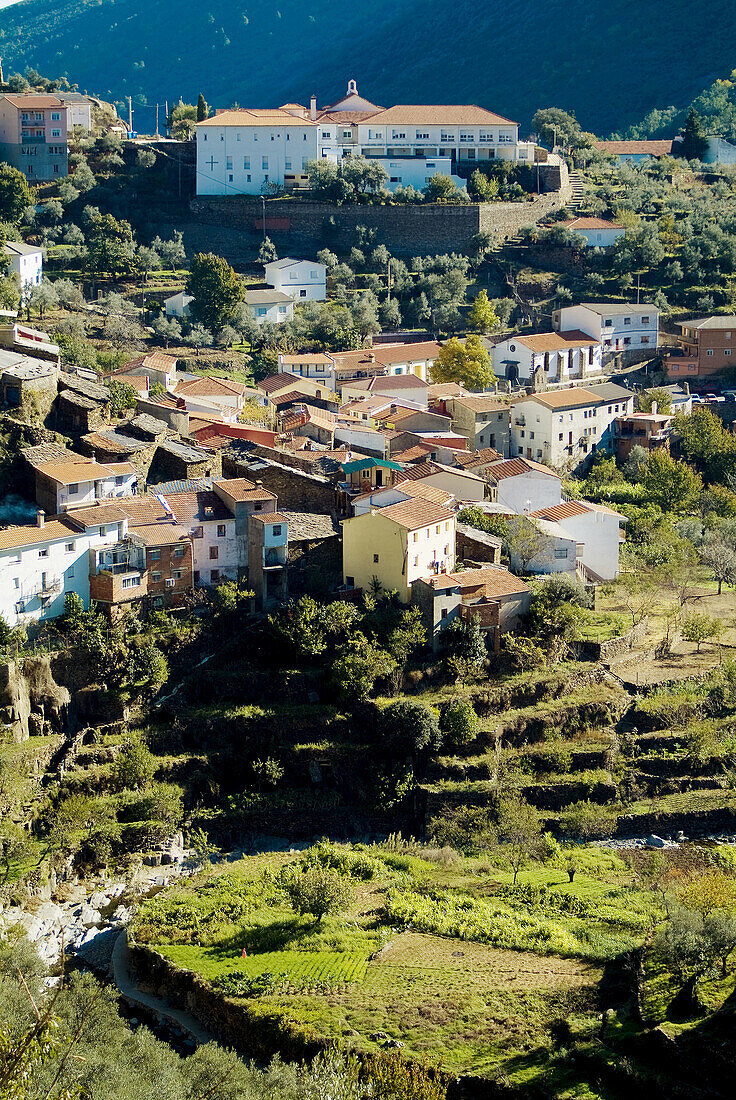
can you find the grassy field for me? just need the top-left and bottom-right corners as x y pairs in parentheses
(132, 843), (655, 1084)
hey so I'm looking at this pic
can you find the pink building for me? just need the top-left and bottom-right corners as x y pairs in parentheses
(0, 94), (69, 181)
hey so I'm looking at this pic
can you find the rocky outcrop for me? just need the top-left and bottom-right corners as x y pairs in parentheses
(0, 657), (70, 741)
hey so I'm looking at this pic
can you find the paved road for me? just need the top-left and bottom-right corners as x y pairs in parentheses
(111, 930), (214, 1046)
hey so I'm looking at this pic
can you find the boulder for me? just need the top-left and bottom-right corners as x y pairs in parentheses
(79, 905), (102, 928)
(647, 835), (666, 848)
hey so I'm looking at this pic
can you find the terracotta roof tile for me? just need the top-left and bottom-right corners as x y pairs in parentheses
(0, 515), (81, 551)
(488, 457), (561, 481)
(369, 498), (454, 530)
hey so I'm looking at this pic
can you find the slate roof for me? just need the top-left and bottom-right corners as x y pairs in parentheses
(278, 511), (340, 540)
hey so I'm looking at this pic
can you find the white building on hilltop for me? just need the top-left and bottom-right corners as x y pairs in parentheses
(4, 241), (42, 289)
(196, 80), (535, 196)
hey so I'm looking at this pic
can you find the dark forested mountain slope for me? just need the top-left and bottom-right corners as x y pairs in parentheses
(1, 0), (735, 135)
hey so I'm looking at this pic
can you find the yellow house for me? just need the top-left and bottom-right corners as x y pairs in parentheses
(341, 498), (456, 603)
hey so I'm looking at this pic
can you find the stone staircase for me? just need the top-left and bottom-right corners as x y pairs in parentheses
(568, 170), (584, 208)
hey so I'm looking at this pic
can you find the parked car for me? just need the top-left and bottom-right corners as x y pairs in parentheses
(723, 390), (736, 401)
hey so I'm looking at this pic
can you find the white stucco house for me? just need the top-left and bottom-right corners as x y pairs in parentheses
(244, 289), (295, 325)
(510, 383), (634, 471)
(485, 457), (562, 514)
(164, 487), (238, 586)
(531, 500), (626, 581)
(0, 509), (127, 628)
(492, 331), (602, 385)
(564, 218), (625, 248)
(265, 258), (327, 302)
(4, 242), (42, 289)
(164, 291), (194, 320)
(552, 303), (660, 356)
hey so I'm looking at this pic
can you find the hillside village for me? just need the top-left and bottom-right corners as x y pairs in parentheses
(2, 62), (736, 1100)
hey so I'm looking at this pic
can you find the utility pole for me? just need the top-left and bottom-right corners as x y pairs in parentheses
(386, 259), (391, 301)
(165, 100), (169, 133)
(155, 103), (159, 139)
(127, 97), (132, 134)
(261, 195), (266, 240)
(636, 272), (641, 304)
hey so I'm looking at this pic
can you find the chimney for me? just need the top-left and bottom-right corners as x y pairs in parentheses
(651, 401), (658, 415)
(145, 376), (150, 392)
(310, 94), (317, 121)
(367, 352), (375, 363)
(36, 509), (45, 528)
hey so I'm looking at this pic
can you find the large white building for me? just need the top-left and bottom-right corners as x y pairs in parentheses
(552, 303), (660, 356)
(196, 80), (534, 196)
(510, 383), (634, 471)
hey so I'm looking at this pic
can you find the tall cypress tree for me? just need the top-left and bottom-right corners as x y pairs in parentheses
(679, 108), (708, 161)
(196, 93), (209, 122)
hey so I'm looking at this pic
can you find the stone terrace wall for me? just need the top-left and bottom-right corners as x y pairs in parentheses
(189, 166), (570, 256)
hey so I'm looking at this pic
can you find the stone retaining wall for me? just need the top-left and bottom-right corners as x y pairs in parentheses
(189, 168), (570, 256)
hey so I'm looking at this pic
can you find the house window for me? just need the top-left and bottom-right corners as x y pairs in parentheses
(642, 316), (650, 324)
(68, 483), (78, 494)
(121, 575), (138, 589)
(272, 524), (282, 536)
(173, 545), (185, 557)
(441, 608), (448, 619)
(373, 553), (379, 563)
(415, 131), (430, 140)
(150, 550), (160, 561)
(65, 542), (75, 552)
(51, 112), (60, 120)
(39, 548), (49, 558)
(51, 129), (61, 138)
(172, 570), (183, 580)
(209, 546), (219, 560)
(554, 549), (568, 559)
(217, 524), (226, 537)
(262, 157), (268, 170)
(194, 570), (200, 583)
(210, 569), (220, 582)
(192, 526), (204, 538)
(226, 156), (233, 170)
(624, 317), (631, 325)
(152, 571), (162, 582)
(243, 156), (250, 169)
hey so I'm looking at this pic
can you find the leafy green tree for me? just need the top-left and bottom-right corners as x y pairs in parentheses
(558, 799), (619, 841)
(86, 211), (137, 280)
(169, 100), (198, 140)
(440, 616), (487, 670)
(379, 700), (442, 759)
(424, 174), (462, 203)
(496, 793), (544, 885)
(638, 388), (673, 414)
(467, 290), (500, 334)
(457, 506), (508, 539)
(105, 378), (138, 416)
(642, 450), (703, 512)
(440, 698), (479, 749)
(429, 335), (494, 390)
(186, 252), (245, 332)
(257, 236), (278, 264)
(330, 636), (396, 701)
(281, 865), (354, 923)
(681, 611), (722, 652)
(196, 93), (210, 122)
(678, 108), (709, 161)
(531, 107), (582, 149)
(112, 737), (156, 791)
(700, 537), (736, 594)
(0, 163), (33, 222)
(469, 169), (500, 202)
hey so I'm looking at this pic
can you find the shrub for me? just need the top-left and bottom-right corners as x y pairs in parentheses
(558, 800), (619, 840)
(281, 865), (354, 923)
(439, 698), (479, 749)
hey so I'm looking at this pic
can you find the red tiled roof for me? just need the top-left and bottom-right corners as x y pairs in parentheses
(565, 217), (623, 231)
(488, 457), (561, 481)
(368, 498), (454, 530)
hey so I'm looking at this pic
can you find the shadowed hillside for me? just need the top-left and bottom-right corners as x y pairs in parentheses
(1, 0), (736, 134)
